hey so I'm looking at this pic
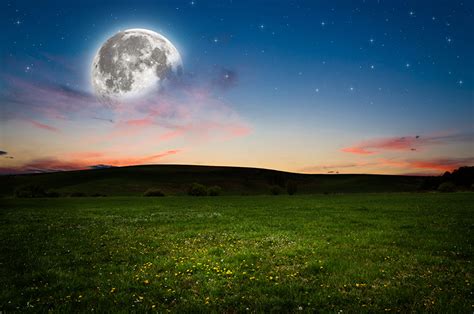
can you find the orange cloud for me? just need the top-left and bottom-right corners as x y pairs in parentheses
(377, 157), (474, 173)
(341, 147), (375, 155)
(341, 132), (473, 155)
(0, 149), (182, 174)
(124, 117), (154, 127)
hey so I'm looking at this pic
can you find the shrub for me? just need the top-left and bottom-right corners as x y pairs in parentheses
(269, 185), (282, 195)
(143, 188), (165, 197)
(188, 183), (208, 196)
(438, 182), (456, 193)
(91, 193), (107, 197)
(286, 181), (298, 195)
(15, 185), (47, 198)
(70, 192), (87, 197)
(208, 185), (222, 196)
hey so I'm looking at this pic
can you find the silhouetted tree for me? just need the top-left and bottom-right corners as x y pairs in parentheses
(188, 183), (208, 196)
(208, 185), (222, 196)
(438, 181), (456, 192)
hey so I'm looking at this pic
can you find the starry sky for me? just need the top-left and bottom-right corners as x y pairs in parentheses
(1, 0), (473, 175)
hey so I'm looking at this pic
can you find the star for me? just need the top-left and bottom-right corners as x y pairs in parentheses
(321, 21), (326, 26)
(370, 65), (375, 69)
(369, 38), (375, 43)
(349, 86), (354, 91)
(446, 37), (452, 43)
(458, 80), (463, 85)
(406, 63), (411, 68)
(14, 20), (21, 25)
(213, 38), (218, 43)
(409, 11), (415, 17)
(259, 24), (264, 29)
(315, 88), (319, 93)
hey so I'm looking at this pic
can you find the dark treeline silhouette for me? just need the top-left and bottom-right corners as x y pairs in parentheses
(420, 166), (474, 191)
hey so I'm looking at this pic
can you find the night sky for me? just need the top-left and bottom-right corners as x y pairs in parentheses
(1, 0), (473, 175)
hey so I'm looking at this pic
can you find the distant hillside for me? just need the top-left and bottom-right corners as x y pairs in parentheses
(0, 164), (428, 197)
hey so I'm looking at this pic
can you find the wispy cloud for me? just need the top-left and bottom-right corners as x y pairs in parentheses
(342, 132), (473, 155)
(24, 119), (60, 133)
(1, 75), (99, 122)
(378, 157), (474, 173)
(0, 149), (182, 174)
(300, 156), (474, 175)
(1, 55), (252, 173)
(299, 162), (376, 174)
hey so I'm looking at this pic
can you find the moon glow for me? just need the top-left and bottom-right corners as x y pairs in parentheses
(91, 28), (182, 103)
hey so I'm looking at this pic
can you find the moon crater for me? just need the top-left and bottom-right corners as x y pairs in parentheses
(92, 28), (182, 103)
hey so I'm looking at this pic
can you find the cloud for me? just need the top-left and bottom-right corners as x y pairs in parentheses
(378, 157), (474, 173)
(24, 119), (60, 133)
(299, 162), (375, 173)
(1, 75), (99, 122)
(299, 156), (474, 175)
(340, 147), (374, 155)
(0, 149), (182, 174)
(1, 54), (251, 173)
(342, 132), (474, 155)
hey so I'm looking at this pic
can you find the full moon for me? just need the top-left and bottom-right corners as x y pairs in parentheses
(91, 28), (182, 103)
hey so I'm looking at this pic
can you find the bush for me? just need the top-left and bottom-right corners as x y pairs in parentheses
(91, 193), (107, 197)
(208, 185), (222, 196)
(438, 182), (456, 193)
(269, 185), (282, 195)
(286, 181), (298, 195)
(70, 192), (87, 197)
(143, 188), (165, 197)
(15, 185), (47, 198)
(188, 183), (208, 196)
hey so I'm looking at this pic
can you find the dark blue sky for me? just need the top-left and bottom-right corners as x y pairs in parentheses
(1, 0), (473, 174)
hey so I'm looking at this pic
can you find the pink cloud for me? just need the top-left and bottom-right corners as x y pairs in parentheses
(1, 75), (99, 122)
(0, 149), (182, 174)
(377, 157), (474, 173)
(24, 119), (60, 133)
(299, 162), (373, 173)
(124, 118), (154, 127)
(341, 147), (375, 155)
(2, 60), (252, 170)
(342, 132), (473, 155)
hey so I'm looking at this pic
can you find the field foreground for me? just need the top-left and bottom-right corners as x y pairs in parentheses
(0, 193), (472, 312)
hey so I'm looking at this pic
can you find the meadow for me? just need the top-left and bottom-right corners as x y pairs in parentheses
(0, 193), (472, 312)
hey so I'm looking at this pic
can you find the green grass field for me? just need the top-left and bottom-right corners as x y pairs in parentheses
(1, 193), (472, 312)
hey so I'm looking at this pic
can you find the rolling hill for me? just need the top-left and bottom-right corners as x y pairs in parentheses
(0, 165), (427, 197)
